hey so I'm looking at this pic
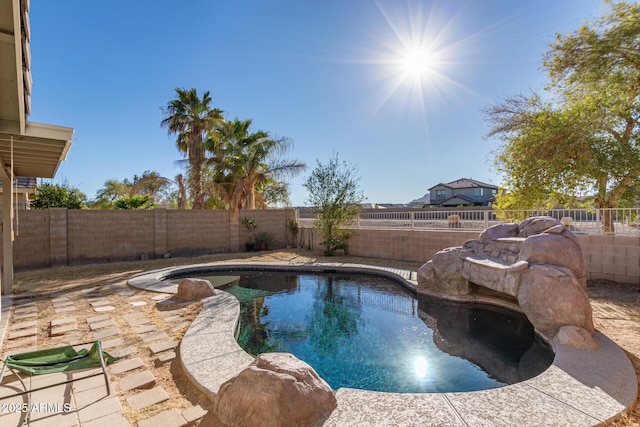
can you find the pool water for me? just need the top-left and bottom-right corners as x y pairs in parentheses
(196, 271), (553, 393)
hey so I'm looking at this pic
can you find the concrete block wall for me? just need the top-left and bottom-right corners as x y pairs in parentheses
(347, 229), (478, 263)
(4, 208), (296, 269)
(238, 209), (295, 251)
(12, 210), (51, 268)
(309, 228), (640, 284)
(66, 210), (156, 263)
(3, 208), (638, 285)
(578, 235), (640, 284)
(166, 209), (230, 257)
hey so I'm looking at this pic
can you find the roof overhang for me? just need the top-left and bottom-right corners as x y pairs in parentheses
(0, 120), (73, 179)
(1, 0), (73, 180)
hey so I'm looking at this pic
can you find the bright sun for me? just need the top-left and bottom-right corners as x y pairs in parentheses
(359, 1), (473, 117)
(401, 48), (434, 77)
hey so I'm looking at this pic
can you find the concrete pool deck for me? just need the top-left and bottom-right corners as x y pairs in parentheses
(129, 261), (638, 426)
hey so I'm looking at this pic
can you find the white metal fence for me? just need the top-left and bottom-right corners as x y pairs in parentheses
(297, 208), (640, 236)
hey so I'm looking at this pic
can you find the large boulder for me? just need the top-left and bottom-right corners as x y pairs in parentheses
(175, 278), (216, 302)
(157, 278), (218, 311)
(417, 246), (471, 296)
(478, 223), (519, 243)
(518, 217), (562, 237)
(517, 264), (594, 339)
(518, 233), (586, 288)
(214, 353), (337, 427)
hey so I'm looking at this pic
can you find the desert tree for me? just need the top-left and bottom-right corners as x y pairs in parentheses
(485, 1), (640, 232)
(303, 153), (364, 255)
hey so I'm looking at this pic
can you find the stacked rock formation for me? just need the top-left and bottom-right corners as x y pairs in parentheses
(417, 216), (598, 349)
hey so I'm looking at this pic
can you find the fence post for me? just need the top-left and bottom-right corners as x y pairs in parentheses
(153, 208), (168, 258)
(483, 210), (489, 229)
(49, 208), (68, 267)
(229, 212), (240, 252)
(411, 212), (415, 231)
(595, 209), (601, 235)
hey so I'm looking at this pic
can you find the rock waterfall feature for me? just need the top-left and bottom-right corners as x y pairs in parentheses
(417, 216), (598, 349)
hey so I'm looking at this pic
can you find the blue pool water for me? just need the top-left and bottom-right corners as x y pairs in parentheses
(192, 271), (553, 393)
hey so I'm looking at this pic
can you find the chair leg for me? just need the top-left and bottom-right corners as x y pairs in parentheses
(6, 367), (31, 426)
(96, 341), (110, 395)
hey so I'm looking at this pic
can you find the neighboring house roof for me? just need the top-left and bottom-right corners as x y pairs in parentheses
(428, 178), (498, 191)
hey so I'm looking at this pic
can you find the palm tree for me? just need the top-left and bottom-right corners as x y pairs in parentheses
(207, 118), (306, 220)
(161, 88), (224, 209)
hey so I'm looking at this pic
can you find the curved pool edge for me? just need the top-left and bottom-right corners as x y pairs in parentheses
(128, 261), (638, 426)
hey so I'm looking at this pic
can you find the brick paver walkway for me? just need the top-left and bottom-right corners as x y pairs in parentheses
(0, 285), (207, 427)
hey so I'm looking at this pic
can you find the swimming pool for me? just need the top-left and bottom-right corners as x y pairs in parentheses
(188, 270), (553, 393)
(130, 261), (637, 425)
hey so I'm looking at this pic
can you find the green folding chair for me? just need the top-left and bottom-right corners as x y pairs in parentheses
(0, 341), (118, 424)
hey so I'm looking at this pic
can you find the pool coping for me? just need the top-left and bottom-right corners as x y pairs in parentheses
(128, 261), (638, 426)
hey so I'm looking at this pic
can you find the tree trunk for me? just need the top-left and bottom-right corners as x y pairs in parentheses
(246, 180), (256, 210)
(191, 166), (204, 209)
(176, 174), (187, 209)
(600, 209), (615, 234)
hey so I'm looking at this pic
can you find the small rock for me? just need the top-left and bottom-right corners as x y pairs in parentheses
(553, 325), (600, 351)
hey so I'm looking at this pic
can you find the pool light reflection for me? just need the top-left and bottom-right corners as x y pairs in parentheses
(413, 355), (429, 379)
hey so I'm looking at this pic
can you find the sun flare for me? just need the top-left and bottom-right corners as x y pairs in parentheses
(400, 48), (434, 78)
(413, 356), (429, 379)
(360, 1), (478, 119)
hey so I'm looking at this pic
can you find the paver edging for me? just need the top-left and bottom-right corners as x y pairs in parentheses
(128, 261), (638, 426)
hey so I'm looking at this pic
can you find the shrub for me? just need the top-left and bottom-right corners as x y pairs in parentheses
(255, 231), (274, 250)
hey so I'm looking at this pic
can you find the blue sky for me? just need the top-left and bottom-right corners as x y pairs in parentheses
(29, 0), (605, 206)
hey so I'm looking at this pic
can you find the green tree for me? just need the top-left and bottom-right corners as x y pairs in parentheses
(261, 179), (292, 207)
(114, 195), (155, 210)
(484, 1), (640, 232)
(161, 88), (224, 209)
(207, 118), (305, 219)
(31, 182), (86, 209)
(303, 153), (364, 255)
(91, 179), (130, 209)
(126, 170), (175, 207)
(90, 171), (176, 209)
